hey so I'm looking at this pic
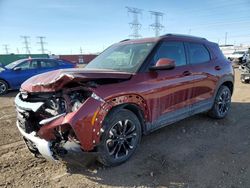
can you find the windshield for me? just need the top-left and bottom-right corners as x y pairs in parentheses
(5, 59), (24, 69)
(85, 42), (155, 73)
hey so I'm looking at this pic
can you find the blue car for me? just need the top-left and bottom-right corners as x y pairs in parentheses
(0, 58), (76, 95)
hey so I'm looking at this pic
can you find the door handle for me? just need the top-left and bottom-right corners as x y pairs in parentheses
(215, 66), (221, 70)
(183, 71), (191, 76)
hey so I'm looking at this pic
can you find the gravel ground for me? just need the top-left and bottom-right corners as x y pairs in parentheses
(0, 69), (249, 188)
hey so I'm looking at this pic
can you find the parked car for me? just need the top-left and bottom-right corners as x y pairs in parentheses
(15, 34), (234, 166)
(228, 51), (247, 64)
(239, 61), (250, 83)
(0, 58), (76, 94)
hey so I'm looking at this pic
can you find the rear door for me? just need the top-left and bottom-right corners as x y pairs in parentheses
(186, 42), (218, 111)
(37, 59), (59, 74)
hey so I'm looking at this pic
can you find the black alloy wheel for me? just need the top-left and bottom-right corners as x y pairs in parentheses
(208, 85), (231, 119)
(97, 109), (141, 166)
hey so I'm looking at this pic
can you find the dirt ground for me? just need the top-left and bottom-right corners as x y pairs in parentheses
(0, 69), (249, 188)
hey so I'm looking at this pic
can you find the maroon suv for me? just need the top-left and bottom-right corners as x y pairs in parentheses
(15, 34), (234, 166)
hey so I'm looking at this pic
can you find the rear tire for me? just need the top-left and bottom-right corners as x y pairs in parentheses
(208, 85), (231, 119)
(0, 79), (8, 95)
(97, 109), (142, 166)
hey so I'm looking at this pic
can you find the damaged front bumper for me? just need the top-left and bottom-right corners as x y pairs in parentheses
(15, 92), (104, 162)
(17, 120), (90, 162)
(16, 120), (55, 160)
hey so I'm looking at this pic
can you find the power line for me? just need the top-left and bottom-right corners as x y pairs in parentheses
(20, 36), (31, 54)
(37, 36), (47, 54)
(181, 1), (249, 15)
(126, 6), (143, 39)
(190, 20), (250, 29)
(149, 11), (164, 37)
(3, 44), (9, 54)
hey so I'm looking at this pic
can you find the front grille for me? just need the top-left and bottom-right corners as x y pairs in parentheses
(16, 108), (38, 133)
(18, 116), (26, 130)
(17, 109), (29, 133)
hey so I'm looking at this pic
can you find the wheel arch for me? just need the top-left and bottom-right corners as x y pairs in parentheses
(222, 81), (234, 95)
(0, 78), (10, 88)
(214, 75), (234, 97)
(108, 103), (147, 135)
(97, 94), (149, 136)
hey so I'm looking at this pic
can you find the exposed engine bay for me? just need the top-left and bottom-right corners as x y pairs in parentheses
(16, 85), (96, 160)
(18, 86), (91, 133)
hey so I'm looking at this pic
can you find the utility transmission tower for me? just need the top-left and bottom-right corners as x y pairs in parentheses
(37, 36), (47, 54)
(126, 6), (142, 39)
(20, 36), (31, 54)
(3, 44), (9, 54)
(149, 11), (164, 37)
(225, 32), (228, 45)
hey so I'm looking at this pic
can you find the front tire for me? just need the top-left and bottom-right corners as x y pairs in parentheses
(0, 80), (8, 95)
(208, 85), (231, 119)
(97, 109), (142, 166)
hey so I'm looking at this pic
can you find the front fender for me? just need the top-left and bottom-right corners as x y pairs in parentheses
(38, 94), (149, 151)
(38, 97), (102, 151)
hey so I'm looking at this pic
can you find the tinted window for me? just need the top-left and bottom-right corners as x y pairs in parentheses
(30, 60), (39, 69)
(152, 42), (187, 67)
(18, 61), (31, 70)
(41, 60), (57, 68)
(189, 43), (210, 64)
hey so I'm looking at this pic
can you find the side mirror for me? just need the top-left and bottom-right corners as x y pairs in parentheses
(149, 58), (176, 71)
(13, 67), (21, 71)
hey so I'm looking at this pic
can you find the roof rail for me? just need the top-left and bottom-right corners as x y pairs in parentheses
(162, 33), (207, 40)
(119, 39), (130, 42)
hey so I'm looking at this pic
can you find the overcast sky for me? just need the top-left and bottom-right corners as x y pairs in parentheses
(0, 0), (250, 54)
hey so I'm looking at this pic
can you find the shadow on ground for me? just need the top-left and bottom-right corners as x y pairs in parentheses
(0, 90), (18, 98)
(62, 102), (250, 187)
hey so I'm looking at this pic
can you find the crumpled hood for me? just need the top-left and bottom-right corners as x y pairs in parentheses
(21, 68), (133, 92)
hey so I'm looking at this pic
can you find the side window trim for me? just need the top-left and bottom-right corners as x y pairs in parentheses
(183, 42), (190, 65)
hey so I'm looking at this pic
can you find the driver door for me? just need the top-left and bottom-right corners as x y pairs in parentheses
(13, 60), (39, 87)
(144, 41), (195, 129)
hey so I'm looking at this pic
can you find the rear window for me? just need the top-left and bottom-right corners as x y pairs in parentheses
(188, 43), (210, 64)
